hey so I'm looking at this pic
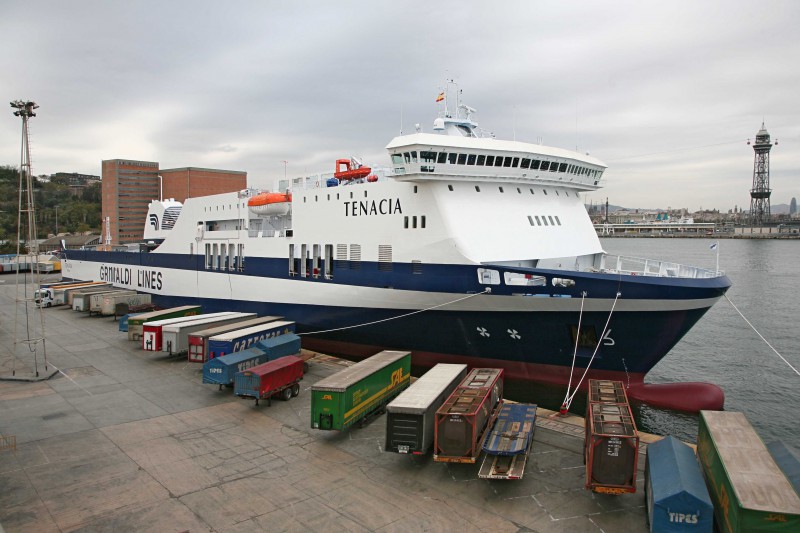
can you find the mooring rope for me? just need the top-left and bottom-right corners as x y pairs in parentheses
(561, 291), (587, 412)
(297, 287), (491, 337)
(724, 294), (799, 377)
(562, 291), (622, 411)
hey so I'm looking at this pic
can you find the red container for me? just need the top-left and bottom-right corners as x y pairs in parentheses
(434, 368), (503, 463)
(234, 355), (304, 406)
(585, 402), (639, 494)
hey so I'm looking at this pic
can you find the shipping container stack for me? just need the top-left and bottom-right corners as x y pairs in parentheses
(584, 379), (639, 494)
(433, 368), (503, 464)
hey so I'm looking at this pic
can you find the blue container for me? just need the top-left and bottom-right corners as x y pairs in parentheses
(645, 436), (713, 533)
(118, 313), (144, 332)
(206, 320), (295, 359)
(767, 440), (800, 496)
(202, 347), (268, 386)
(326, 177), (339, 187)
(254, 333), (301, 361)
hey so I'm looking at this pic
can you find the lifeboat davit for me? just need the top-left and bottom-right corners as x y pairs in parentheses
(248, 192), (292, 217)
(334, 159), (371, 181)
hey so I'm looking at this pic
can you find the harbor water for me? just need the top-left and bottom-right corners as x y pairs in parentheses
(507, 237), (799, 448)
(602, 237), (799, 448)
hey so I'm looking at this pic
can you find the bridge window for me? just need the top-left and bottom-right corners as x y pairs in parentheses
(448, 153), (457, 164)
(485, 155), (495, 166)
(421, 151), (436, 163)
(477, 155), (486, 165)
(521, 158), (531, 169)
(540, 161), (550, 171)
(512, 157), (520, 167)
(392, 154), (403, 165)
(437, 152), (447, 164)
(559, 163), (567, 172)
(467, 154), (476, 165)
(457, 154), (467, 165)
(494, 157), (504, 167)
(550, 163), (558, 172)
(531, 160), (541, 170)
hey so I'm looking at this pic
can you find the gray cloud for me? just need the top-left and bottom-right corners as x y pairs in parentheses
(2, 1), (798, 211)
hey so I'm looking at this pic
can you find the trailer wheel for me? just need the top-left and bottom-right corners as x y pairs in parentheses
(281, 387), (293, 401)
(291, 383), (300, 397)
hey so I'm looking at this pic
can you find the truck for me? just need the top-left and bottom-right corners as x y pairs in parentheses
(697, 410), (800, 532)
(126, 305), (202, 341)
(187, 315), (283, 363)
(385, 363), (468, 454)
(433, 368), (503, 463)
(159, 313), (256, 355)
(234, 355), (304, 406)
(206, 320), (295, 359)
(34, 281), (110, 307)
(142, 312), (241, 352)
(311, 350), (411, 431)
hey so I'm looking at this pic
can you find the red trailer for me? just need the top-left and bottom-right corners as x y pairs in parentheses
(584, 381), (639, 495)
(233, 355), (304, 406)
(433, 368), (503, 463)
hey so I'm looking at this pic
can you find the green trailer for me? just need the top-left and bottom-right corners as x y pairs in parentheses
(697, 410), (800, 532)
(311, 351), (411, 431)
(126, 305), (202, 341)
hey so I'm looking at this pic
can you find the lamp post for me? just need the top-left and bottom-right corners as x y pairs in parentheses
(55, 205), (59, 234)
(282, 160), (288, 182)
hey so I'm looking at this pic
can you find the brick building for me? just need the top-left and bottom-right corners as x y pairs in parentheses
(101, 160), (247, 245)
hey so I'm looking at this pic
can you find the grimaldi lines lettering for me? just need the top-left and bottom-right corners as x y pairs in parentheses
(345, 198), (402, 217)
(99, 265), (163, 290)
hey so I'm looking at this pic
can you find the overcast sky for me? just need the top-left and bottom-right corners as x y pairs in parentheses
(2, 1), (798, 212)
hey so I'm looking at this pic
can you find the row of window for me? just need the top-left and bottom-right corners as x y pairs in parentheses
(528, 215), (561, 227)
(404, 216), (426, 229)
(204, 242), (246, 271)
(288, 244), (415, 278)
(393, 150), (601, 178)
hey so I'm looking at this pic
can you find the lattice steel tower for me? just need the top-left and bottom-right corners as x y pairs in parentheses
(748, 122), (777, 226)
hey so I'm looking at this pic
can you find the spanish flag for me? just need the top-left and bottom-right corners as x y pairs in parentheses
(436, 91), (445, 102)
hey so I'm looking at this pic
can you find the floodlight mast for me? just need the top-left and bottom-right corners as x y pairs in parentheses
(10, 99), (48, 377)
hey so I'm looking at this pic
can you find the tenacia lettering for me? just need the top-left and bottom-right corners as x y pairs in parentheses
(344, 198), (402, 217)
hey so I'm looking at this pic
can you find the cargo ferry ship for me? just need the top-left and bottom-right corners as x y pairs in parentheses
(62, 87), (732, 411)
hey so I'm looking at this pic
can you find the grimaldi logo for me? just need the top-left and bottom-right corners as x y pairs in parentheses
(99, 265), (163, 291)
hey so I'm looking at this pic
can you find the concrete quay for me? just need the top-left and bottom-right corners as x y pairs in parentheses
(0, 280), (649, 532)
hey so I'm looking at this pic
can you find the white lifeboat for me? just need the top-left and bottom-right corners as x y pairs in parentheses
(248, 192), (292, 217)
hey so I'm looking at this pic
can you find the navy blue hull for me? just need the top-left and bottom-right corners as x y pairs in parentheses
(63, 249), (731, 383)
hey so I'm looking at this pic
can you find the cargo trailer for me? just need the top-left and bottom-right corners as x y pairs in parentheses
(160, 312), (256, 355)
(127, 305), (202, 341)
(585, 402), (639, 494)
(311, 351), (411, 431)
(253, 333), (301, 360)
(433, 368), (503, 463)
(99, 293), (152, 316)
(206, 320), (295, 359)
(385, 363), (468, 454)
(697, 410), (800, 532)
(88, 289), (136, 315)
(72, 287), (117, 311)
(478, 402), (538, 480)
(66, 284), (113, 307)
(187, 315), (283, 363)
(202, 347), (268, 388)
(142, 312), (241, 352)
(644, 435), (713, 533)
(234, 355), (304, 406)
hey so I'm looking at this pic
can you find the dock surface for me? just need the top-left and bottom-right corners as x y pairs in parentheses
(0, 280), (650, 532)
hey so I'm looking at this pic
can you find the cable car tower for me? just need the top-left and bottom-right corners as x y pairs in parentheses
(748, 121), (777, 227)
(9, 100), (50, 378)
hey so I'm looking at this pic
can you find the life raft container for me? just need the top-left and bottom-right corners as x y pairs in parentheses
(248, 192), (292, 216)
(334, 158), (371, 181)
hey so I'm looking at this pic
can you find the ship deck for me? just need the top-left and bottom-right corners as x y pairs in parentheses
(0, 279), (655, 532)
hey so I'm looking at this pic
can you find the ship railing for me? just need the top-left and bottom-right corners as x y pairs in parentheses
(600, 254), (721, 278)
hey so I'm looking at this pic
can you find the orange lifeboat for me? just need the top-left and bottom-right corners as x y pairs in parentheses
(248, 192), (292, 216)
(334, 159), (371, 181)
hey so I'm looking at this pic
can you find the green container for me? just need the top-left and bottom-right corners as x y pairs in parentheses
(697, 411), (800, 532)
(126, 305), (202, 341)
(311, 351), (411, 431)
